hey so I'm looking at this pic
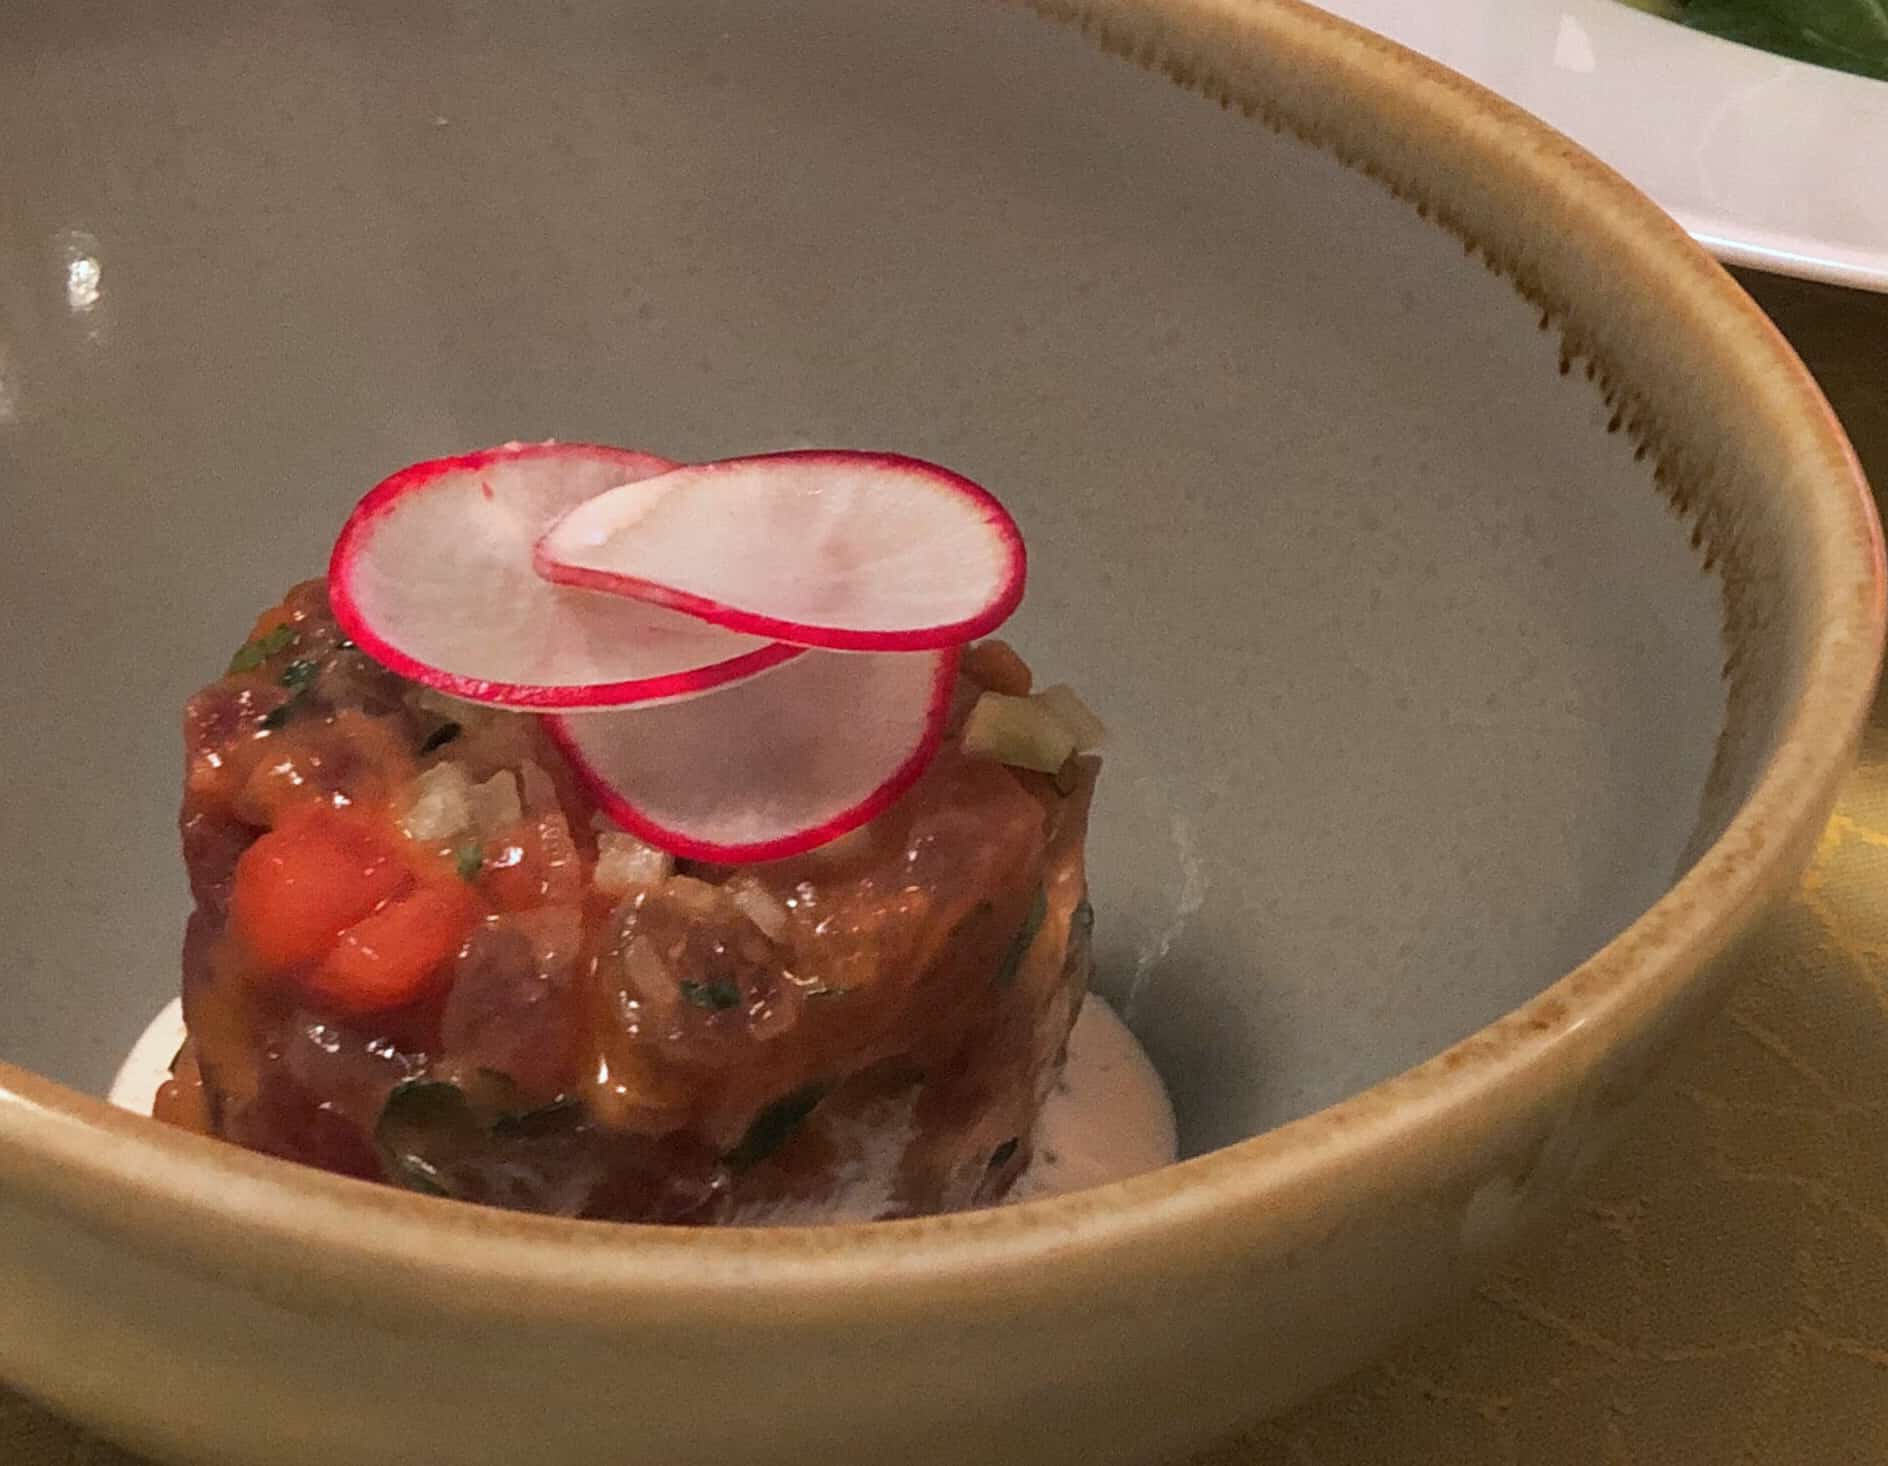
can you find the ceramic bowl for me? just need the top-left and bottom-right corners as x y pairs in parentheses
(0, 2), (1880, 1463)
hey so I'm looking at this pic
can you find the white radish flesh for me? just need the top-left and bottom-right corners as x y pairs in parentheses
(535, 450), (1025, 653)
(330, 441), (800, 709)
(547, 648), (958, 863)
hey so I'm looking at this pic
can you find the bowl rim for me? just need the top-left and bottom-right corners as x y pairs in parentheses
(2, 0), (1882, 1326)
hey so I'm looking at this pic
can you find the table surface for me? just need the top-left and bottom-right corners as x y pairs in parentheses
(6, 268), (1886, 1466)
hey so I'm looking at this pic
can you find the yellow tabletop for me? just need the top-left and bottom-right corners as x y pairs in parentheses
(6, 269), (1885, 1466)
(1218, 269), (1888, 1466)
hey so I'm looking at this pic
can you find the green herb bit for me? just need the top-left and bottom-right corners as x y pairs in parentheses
(227, 624), (296, 674)
(454, 838), (484, 882)
(378, 1077), (473, 1130)
(373, 1078), (479, 1197)
(258, 700), (296, 732)
(279, 658), (322, 691)
(419, 721), (463, 755)
(993, 886), (1049, 989)
(725, 1083), (827, 1170)
(680, 978), (742, 1012)
(373, 1078), (590, 1198)
(489, 1094), (585, 1141)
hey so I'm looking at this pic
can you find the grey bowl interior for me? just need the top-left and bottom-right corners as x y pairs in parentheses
(0, 0), (1724, 1159)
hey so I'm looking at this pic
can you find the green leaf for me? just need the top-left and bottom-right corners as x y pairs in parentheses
(725, 1084), (827, 1170)
(1624, 0), (1888, 80)
(993, 887), (1048, 989)
(374, 1078), (585, 1195)
(258, 700), (297, 732)
(279, 658), (322, 691)
(227, 624), (296, 674)
(680, 978), (741, 1012)
(489, 1094), (585, 1141)
(378, 1078), (476, 1132)
(419, 720), (463, 755)
(374, 1079), (480, 1196)
(454, 838), (484, 882)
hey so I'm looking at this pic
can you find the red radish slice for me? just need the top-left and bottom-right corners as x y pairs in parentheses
(545, 647), (959, 862)
(330, 442), (800, 709)
(535, 450), (1025, 652)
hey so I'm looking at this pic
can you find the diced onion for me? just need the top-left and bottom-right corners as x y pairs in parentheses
(516, 760), (561, 817)
(730, 880), (790, 941)
(961, 691), (1077, 774)
(468, 771), (524, 836)
(594, 831), (676, 894)
(401, 761), (474, 841)
(1030, 684), (1106, 753)
(663, 876), (723, 915)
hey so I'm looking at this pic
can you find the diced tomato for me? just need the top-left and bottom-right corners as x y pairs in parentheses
(963, 640), (1032, 697)
(482, 817), (583, 913)
(482, 843), (538, 912)
(306, 881), (480, 1015)
(233, 711), (419, 827)
(245, 605), (298, 643)
(229, 805), (411, 969)
(153, 1044), (211, 1134)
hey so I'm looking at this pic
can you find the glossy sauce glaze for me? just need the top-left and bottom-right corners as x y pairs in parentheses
(114, 992), (1178, 1216)
(163, 582), (1150, 1222)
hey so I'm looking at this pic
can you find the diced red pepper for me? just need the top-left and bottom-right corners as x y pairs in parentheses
(307, 880), (480, 1015)
(229, 804), (410, 969)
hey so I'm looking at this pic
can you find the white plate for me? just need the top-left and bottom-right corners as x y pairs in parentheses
(1315, 0), (1888, 291)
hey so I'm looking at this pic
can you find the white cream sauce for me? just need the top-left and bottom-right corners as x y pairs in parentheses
(110, 993), (1178, 1210)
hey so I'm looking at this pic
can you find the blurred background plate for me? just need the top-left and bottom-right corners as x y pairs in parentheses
(1313, 0), (1888, 292)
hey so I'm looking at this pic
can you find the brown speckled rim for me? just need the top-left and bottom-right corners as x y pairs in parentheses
(2, 0), (1881, 1330)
